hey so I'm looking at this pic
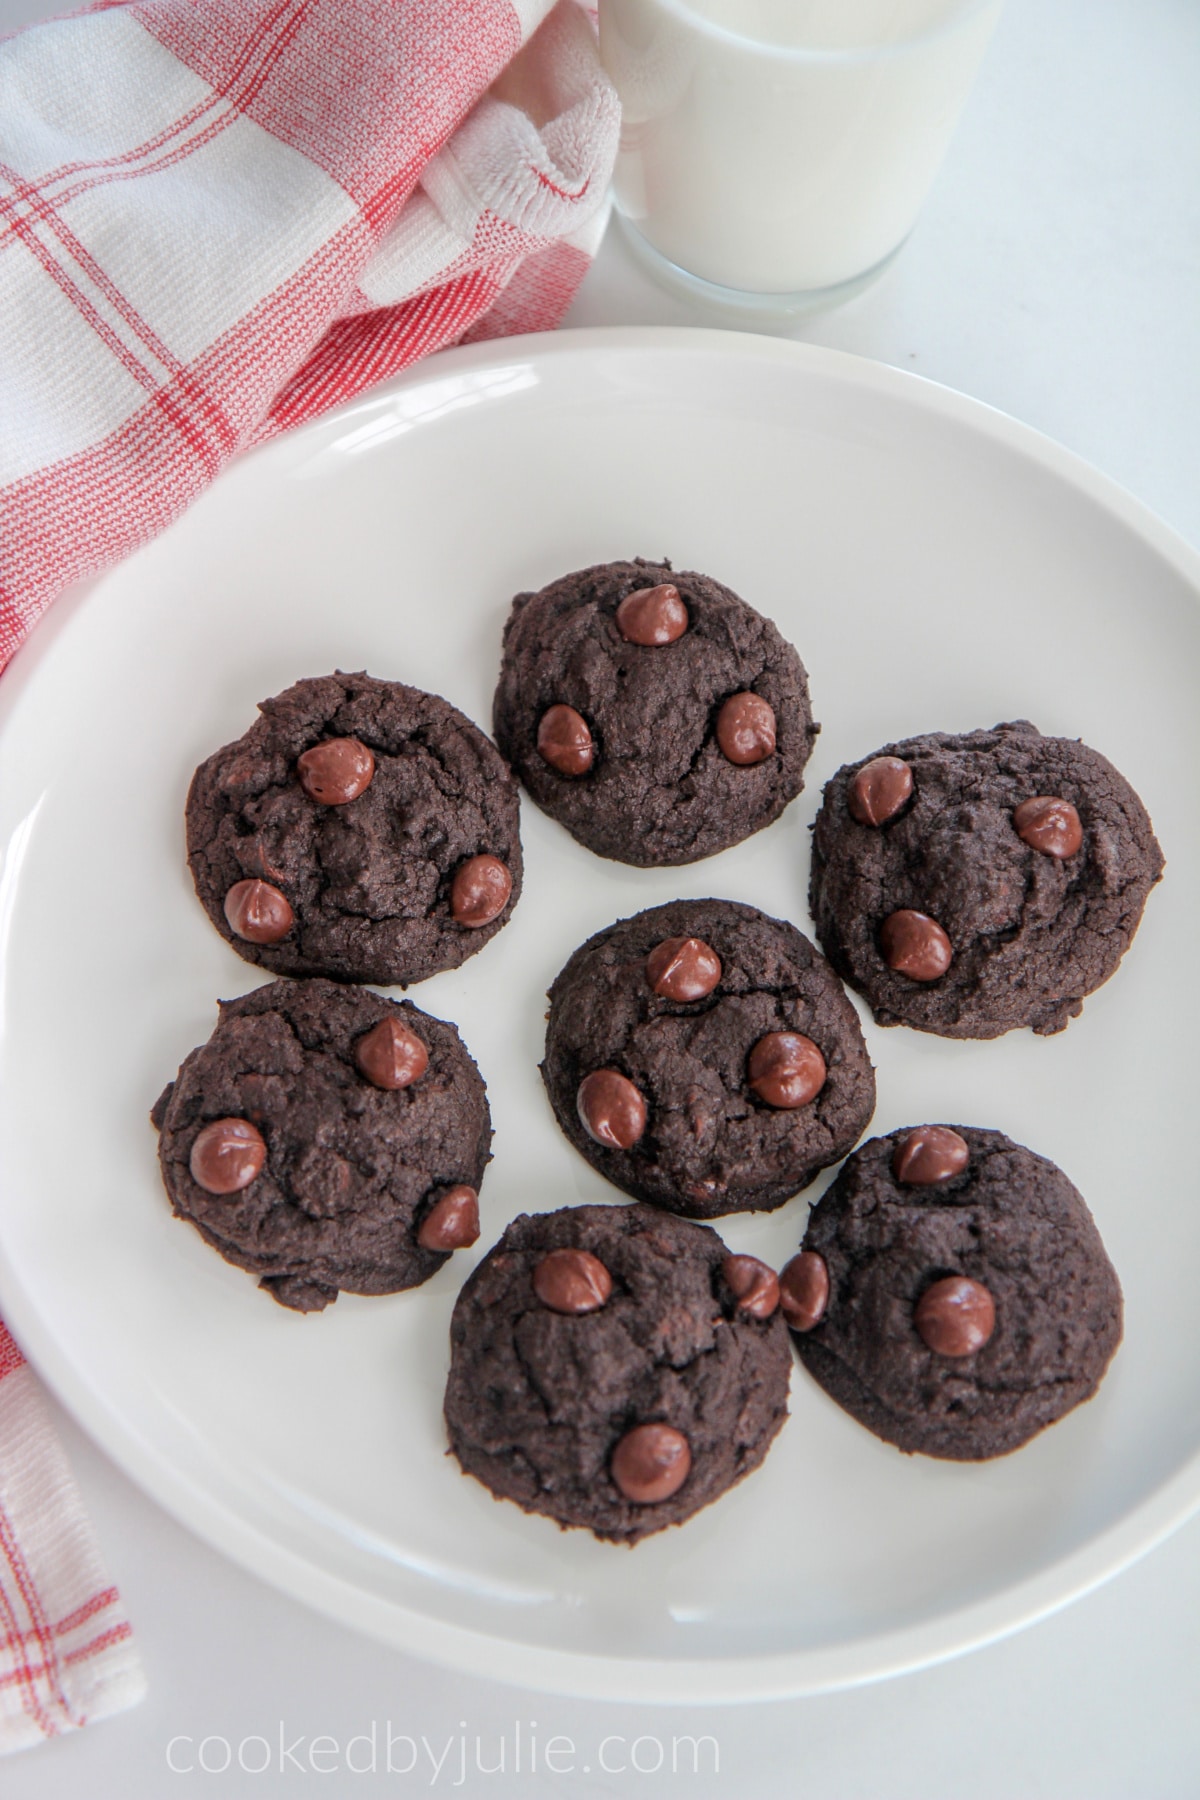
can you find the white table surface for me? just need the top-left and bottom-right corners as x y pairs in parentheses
(3, 0), (1199, 1793)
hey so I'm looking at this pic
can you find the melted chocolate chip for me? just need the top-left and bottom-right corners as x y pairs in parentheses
(189, 1118), (266, 1194)
(645, 935), (722, 1002)
(914, 1275), (995, 1356)
(417, 1185), (480, 1251)
(610, 1423), (692, 1503)
(716, 692), (776, 766)
(615, 583), (689, 646)
(747, 1032), (827, 1108)
(354, 1017), (429, 1090)
(537, 704), (594, 776)
(532, 1248), (613, 1314)
(450, 855), (512, 927)
(893, 1126), (969, 1185)
(848, 756), (913, 827)
(1013, 796), (1083, 859)
(576, 1069), (647, 1150)
(880, 910), (952, 981)
(223, 878), (294, 944)
(722, 1254), (780, 1319)
(779, 1251), (830, 1332)
(296, 736), (374, 805)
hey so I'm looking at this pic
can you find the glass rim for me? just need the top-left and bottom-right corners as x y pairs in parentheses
(613, 0), (1003, 63)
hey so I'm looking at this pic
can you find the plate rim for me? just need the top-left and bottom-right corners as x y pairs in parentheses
(2, 324), (1198, 1703)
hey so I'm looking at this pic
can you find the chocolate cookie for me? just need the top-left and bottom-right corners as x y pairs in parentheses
(785, 1126), (1123, 1459)
(152, 979), (490, 1311)
(187, 673), (522, 984)
(444, 1204), (791, 1542)
(542, 900), (875, 1217)
(492, 559), (818, 865)
(809, 721), (1163, 1038)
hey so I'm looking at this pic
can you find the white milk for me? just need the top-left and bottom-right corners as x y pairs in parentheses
(600, 0), (1002, 297)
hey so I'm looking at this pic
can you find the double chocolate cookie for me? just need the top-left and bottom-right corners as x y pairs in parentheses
(542, 900), (875, 1217)
(493, 559), (818, 865)
(784, 1126), (1123, 1459)
(152, 979), (490, 1311)
(444, 1204), (791, 1543)
(187, 673), (522, 985)
(809, 721), (1163, 1037)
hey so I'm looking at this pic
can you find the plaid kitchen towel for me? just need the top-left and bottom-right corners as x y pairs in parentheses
(0, 0), (618, 1750)
(0, 1324), (145, 1751)
(0, 0), (620, 671)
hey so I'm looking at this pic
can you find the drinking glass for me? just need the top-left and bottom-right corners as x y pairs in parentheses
(599, 0), (1003, 315)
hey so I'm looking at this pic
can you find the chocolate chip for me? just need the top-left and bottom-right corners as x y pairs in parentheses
(532, 1248), (613, 1314)
(914, 1275), (995, 1356)
(610, 1423), (692, 1503)
(1013, 796), (1083, 859)
(537, 704), (594, 776)
(615, 583), (689, 646)
(880, 909), (952, 981)
(296, 736), (374, 805)
(189, 1118), (266, 1194)
(223, 878), (294, 944)
(450, 855), (512, 927)
(722, 1253), (780, 1319)
(417, 1185), (479, 1251)
(354, 1017), (429, 1090)
(779, 1251), (829, 1331)
(716, 691), (776, 766)
(645, 935), (722, 1002)
(893, 1126), (969, 1185)
(747, 1031), (826, 1108)
(576, 1069), (647, 1150)
(848, 756), (913, 826)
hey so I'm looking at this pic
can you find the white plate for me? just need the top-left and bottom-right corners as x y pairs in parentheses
(1, 329), (1198, 1704)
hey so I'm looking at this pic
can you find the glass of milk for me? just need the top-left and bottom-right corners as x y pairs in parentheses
(599, 0), (1003, 312)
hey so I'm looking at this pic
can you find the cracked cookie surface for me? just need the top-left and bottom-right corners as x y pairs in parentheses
(492, 559), (817, 865)
(809, 720), (1163, 1038)
(542, 900), (876, 1217)
(187, 672), (522, 984)
(444, 1204), (791, 1542)
(152, 978), (491, 1311)
(792, 1127), (1123, 1460)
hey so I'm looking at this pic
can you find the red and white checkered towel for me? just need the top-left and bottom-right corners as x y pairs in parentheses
(0, 1326), (145, 1751)
(0, 0), (618, 1751)
(0, 0), (620, 671)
